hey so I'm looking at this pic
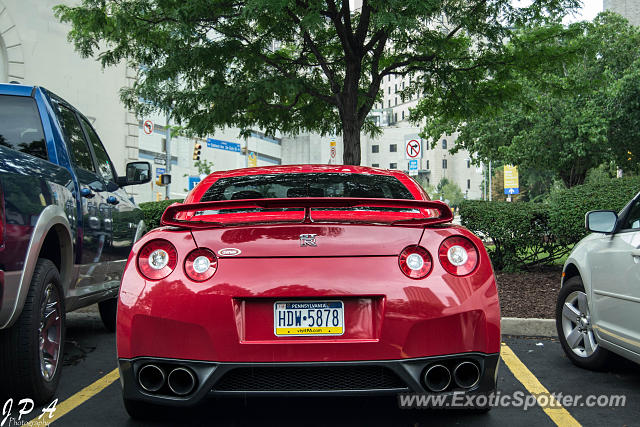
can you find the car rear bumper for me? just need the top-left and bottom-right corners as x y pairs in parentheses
(119, 352), (500, 406)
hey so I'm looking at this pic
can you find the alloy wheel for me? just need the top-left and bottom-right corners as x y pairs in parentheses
(561, 290), (598, 358)
(39, 283), (62, 382)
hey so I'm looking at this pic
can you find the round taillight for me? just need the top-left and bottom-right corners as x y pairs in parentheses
(399, 246), (433, 279)
(438, 236), (478, 276)
(184, 248), (218, 282)
(137, 239), (178, 280)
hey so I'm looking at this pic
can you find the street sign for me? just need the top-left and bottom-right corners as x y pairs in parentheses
(503, 164), (519, 195)
(155, 167), (165, 178)
(206, 138), (241, 152)
(154, 157), (166, 166)
(330, 147), (336, 158)
(188, 176), (201, 190)
(143, 120), (154, 135)
(248, 151), (257, 167)
(408, 159), (418, 176)
(405, 138), (422, 160)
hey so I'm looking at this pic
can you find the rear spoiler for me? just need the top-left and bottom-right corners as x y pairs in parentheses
(161, 198), (453, 228)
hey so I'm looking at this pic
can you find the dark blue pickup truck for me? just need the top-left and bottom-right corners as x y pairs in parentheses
(0, 83), (151, 403)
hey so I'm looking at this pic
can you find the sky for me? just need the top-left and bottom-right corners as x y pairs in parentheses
(512, 0), (603, 23)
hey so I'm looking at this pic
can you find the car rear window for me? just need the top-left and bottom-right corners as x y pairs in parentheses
(0, 95), (47, 160)
(200, 173), (414, 201)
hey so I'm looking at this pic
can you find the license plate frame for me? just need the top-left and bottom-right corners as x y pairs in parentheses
(273, 300), (345, 337)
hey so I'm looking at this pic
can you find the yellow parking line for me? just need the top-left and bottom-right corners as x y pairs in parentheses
(25, 368), (119, 426)
(501, 343), (581, 427)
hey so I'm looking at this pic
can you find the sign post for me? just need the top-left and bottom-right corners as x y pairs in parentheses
(503, 165), (519, 200)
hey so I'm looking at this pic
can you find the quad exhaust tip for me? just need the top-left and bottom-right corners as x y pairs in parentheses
(453, 361), (481, 389)
(167, 367), (197, 396)
(423, 364), (451, 392)
(138, 364), (165, 392)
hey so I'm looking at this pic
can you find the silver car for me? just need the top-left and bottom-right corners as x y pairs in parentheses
(556, 195), (640, 369)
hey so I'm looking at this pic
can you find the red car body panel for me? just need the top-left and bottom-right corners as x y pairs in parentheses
(118, 225), (499, 362)
(117, 165), (500, 404)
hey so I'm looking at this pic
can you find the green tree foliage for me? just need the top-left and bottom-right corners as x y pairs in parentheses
(424, 177), (465, 208)
(421, 12), (640, 186)
(55, 0), (578, 165)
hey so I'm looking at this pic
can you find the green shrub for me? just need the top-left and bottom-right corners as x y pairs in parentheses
(139, 199), (182, 230)
(548, 176), (640, 245)
(460, 200), (564, 271)
(461, 176), (640, 271)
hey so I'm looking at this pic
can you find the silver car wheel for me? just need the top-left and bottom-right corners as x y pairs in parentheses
(39, 283), (62, 382)
(561, 290), (598, 358)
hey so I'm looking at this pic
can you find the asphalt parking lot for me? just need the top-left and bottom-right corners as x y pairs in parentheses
(12, 309), (640, 427)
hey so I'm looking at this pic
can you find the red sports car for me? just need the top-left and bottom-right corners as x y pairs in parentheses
(117, 165), (500, 418)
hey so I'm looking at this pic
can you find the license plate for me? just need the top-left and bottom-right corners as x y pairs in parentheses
(274, 300), (344, 336)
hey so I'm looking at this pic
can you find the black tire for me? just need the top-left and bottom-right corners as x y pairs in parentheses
(0, 259), (65, 404)
(98, 298), (118, 333)
(556, 276), (610, 370)
(123, 398), (169, 420)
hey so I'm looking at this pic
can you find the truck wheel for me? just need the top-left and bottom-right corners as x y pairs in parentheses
(98, 298), (118, 332)
(0, 259), (65, 404)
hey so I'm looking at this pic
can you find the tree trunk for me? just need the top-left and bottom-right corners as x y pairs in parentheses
(342, 116), (361, 165)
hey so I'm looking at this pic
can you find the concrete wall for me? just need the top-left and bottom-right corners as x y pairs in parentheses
(604, 0), (640, 25)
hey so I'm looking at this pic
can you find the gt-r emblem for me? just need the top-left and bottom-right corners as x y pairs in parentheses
(300, 234), (317, 247)
(218, 248), (242, 256)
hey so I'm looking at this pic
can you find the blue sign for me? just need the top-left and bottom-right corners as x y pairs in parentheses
(408, 159), (418, 170)
(155, 167), (165, 178)
(188, 176), (201, 190)
(206, 138), (241, 152)
(504, 187), (520, 195)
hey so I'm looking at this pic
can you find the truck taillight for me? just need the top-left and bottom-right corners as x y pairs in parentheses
(137, 239), (178, 280)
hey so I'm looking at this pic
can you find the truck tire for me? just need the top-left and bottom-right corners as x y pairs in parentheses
(98, 298), (118, 332)
(0, 259), (65, 404)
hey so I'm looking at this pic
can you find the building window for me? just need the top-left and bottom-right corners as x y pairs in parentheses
(402, 81), (405, 89)
(426, 160), (429, 170)
(389, 144), (397, 152)
(442, 139), (447, 149)
(394, 112), (398, 122)
(401, 110), (405, 120)
(388, 99), (391, 108)
(390, 163), (397, 169)
(395, 97), (398, 106)
(442, 159), (448, 169)
(372, 145), (379, 153)
(372, 163), (379, 168)
(388, 87), (390, 94)
(466, 159), (471, 168)
(394, 84), (397, 93)
(467, 179), (471, 189)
